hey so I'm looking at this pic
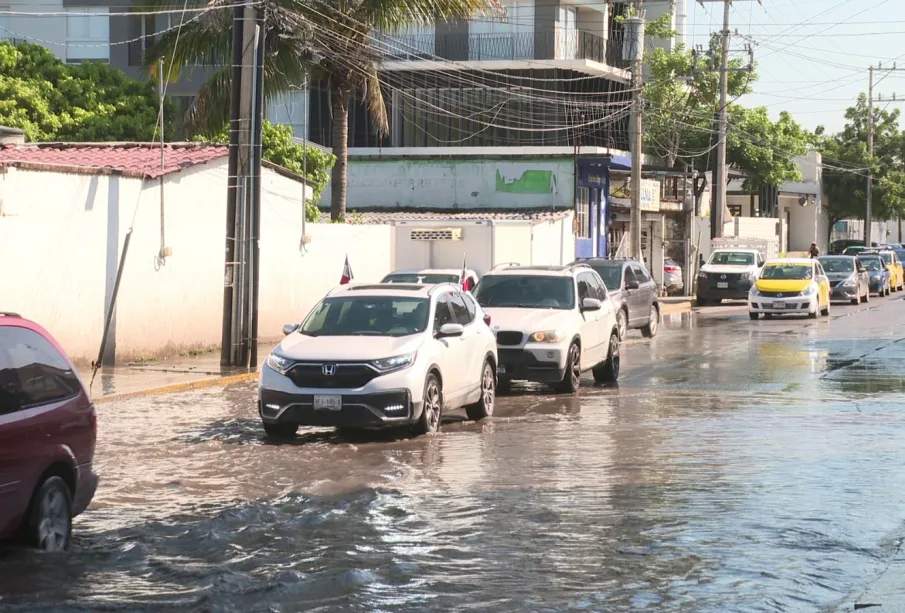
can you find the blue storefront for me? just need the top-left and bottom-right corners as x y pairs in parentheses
(574, 155), (631, 259)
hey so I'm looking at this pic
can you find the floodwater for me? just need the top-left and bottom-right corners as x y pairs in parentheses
(4, 301), (905, 612)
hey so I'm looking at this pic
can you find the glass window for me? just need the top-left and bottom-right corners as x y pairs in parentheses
(761, 264), (813, 280)
(300, 297), (430, 337)
(818, 257), (854, 273)
(462, 292), (478, 320)
(434, 295), (454, 331)
(632, 264), (651, 283)
(0, 326), (82, 411)
(860, 256), (884, 271)
(448, 292), (473, 325)
(623, 266), (638, 287)
(66, 7), (110, 62)
(473, 275), (575, 310)
(709, 251), (756, 266)
(586, 272), (608, 301)
(588, 263), (622, 291)
(576, 187), (590, 237)
(577, 273), (592, 302)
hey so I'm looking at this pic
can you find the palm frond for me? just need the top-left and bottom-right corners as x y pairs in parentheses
(362, 66), (388, 135)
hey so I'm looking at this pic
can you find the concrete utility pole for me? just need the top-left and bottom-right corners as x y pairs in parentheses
(867, 65), (874, 247)
(624, 7), (645, 263)
(696, 1), (757, 240)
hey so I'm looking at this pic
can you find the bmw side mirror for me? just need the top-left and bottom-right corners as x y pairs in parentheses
(282, 323), (299, 336)
(581, 298), (602, 311)
(437, 323), (465, 338)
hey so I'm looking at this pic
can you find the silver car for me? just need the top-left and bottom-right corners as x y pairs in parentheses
(817, 255), (870, 305)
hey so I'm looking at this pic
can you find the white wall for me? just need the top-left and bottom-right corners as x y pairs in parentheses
(530, 217), (574, 265)
(321, 158), (574, 210)
(393, 221), (493, 274)
(0, 161), (317, 362)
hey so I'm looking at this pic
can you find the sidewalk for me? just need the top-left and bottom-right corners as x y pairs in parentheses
(659, 296), (693, 315)
(836, 541), (905, 612)
(80, 344), (270, 404)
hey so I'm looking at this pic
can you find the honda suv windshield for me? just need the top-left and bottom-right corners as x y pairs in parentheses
(474, 275), (575, 309)
(301, 297), (430, 337)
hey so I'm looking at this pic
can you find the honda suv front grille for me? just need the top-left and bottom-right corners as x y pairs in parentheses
(287, 363), (378, 389)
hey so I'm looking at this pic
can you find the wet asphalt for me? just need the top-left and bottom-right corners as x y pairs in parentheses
(3, 296), (905, 612)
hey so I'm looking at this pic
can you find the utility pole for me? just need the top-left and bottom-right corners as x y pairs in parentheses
(867, 65), (874, 247)
(624, 6), (645, 263)
(695, 1), (757, 240)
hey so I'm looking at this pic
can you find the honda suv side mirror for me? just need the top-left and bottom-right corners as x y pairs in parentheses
(581, 298), (602, 311)
(437, 323), (465, 338)
(282, 323), (299, 336)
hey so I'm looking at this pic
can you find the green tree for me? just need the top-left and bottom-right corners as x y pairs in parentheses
(201, 120), (336, 221)
(641, 15), (811, 194)
(144, 0), (494, 221)
(821, 95), (905, 238)
(0, 41), (171, 141)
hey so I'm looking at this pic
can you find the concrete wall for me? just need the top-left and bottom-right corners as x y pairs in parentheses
(2, 1), (67, 59)
(321, 158), (575, 210)
(778, 195), (828, 253)
(0, 160), (324, 362)
(530, 217), (574, 265)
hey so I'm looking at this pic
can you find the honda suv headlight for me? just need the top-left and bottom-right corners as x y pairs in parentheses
(266, 353), (293, 375)
(372, 352), (417, 373)
(529, 330), (566, 343)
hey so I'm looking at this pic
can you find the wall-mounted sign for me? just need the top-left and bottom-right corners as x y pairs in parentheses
(639, 179), (661, 212)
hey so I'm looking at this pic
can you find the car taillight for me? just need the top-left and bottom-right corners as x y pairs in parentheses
(483, 314), (491, 326)
(665, 266), (679, 273)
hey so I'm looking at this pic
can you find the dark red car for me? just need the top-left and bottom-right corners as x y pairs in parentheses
(0, 312), (98, 551)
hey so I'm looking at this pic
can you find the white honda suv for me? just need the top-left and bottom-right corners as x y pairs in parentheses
(259, 283), (498, 438)
(473, 264), (621, 392)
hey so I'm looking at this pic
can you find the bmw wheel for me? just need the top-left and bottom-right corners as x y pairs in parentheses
(593, 333), (620, 384)
(555, 343), (582, 394)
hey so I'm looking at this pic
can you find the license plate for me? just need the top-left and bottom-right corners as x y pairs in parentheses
(497, 366), (506, 375)
(717, 282), (729, 289)
(313, 395), (342, 410)
(773, 301), (786, 309)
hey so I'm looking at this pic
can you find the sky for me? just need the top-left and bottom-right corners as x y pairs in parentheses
(683, 0), (905, 134)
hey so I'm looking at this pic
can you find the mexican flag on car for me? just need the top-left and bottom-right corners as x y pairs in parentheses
(461, 254), (472, 291)
(340, 255), (353, 285)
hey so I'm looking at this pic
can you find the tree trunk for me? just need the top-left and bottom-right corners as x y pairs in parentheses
(330, 87), (352, 222)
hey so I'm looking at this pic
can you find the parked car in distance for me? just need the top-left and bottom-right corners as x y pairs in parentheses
(861, 249), (905, 292)
(259, 283), (497, 438)
(664, 258), (684, 295)
(0, 313), (98, 552)
(817, 256), (870, 305)
(830, 240), (879, 255)
(697, 248), (765, 305)
(474, 264), (621, 392)
(748, 258), (831, 320)
(382, 268), (479, 290)
(842, 246), (869, 257)
(858, 254), (892, 296)
(572, 258), (660, 340)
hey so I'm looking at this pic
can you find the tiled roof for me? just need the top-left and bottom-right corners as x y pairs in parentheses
(318, 209), (574, 224)
(0, 142), (229, 179)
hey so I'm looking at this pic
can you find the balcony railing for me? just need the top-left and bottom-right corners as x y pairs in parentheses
(375, 30), (629, 69)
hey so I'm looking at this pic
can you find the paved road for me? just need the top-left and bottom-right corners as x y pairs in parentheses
(3, 296), (905, 612)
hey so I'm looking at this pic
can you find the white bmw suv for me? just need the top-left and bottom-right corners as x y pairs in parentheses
(473, 264), (621, 392)
(259, 283), (498, 438)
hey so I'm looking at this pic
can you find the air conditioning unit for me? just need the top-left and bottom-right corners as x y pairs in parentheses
(409, 228), (462, 241)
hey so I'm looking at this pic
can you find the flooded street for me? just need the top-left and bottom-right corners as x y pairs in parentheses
(4, 301), (905, 612)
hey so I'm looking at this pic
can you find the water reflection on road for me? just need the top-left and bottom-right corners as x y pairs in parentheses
(4, 304), (905, 612)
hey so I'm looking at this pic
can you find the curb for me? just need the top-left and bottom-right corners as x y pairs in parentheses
(92, 371), (258, 404)
(661, 302), (692, 316)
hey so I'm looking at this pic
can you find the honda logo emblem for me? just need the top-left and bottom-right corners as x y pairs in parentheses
(322, 364), (336, 376)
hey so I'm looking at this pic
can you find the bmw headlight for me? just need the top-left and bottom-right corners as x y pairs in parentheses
(372, 352), (417, 372)
(529, 330), (567, 343)
(266, 353), (293, 375)
(801, 285), (817, 296)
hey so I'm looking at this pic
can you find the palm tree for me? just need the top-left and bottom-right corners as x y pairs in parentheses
(144, 0), (495, 221)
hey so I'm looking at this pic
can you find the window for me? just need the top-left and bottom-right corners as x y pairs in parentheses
(587, 273), (608, 301)
(623, 266), (638, 288)
(473, 275), (576, 310)
(577, 273), (592, 303)
(632, 264), (651, 284)
(0, 327), (82, 412)
(300, 297), (429, 337)
(66, 7), (110, 63)
(709, 251), (755, 266)
(589, 263), (623, 291)
(462, 292), (478, 320)
(448, 292), (473, 325)
(434, 295), (455, 332)
(576, 187), (590, 238)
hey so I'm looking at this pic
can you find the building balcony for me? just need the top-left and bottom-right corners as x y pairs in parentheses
(376, 30), (628, 70)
